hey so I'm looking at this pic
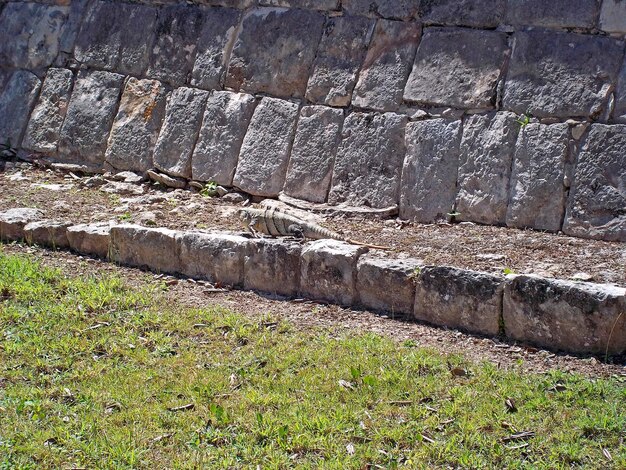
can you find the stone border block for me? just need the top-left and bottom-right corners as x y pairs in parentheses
(243, 238), (302, 297)
(66, 223), (113, 259)
(0, 208), (45, 242)
(0, 70), (41, 148)
(110, 224), (180, 274)
(23, 219), (71, 249)
(599, 0), (626, 34)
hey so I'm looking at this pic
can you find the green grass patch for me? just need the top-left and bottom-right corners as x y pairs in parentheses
(0, 251), (624, 469)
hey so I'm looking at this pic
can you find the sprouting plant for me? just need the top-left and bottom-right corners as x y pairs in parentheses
(200, 181), (219, 197)
(118, 212), (132, 222)
(516, 113), (531, 127)
(503, 267), (516, 275)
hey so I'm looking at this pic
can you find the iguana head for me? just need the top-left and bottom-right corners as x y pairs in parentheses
(236, 208), (252, 228)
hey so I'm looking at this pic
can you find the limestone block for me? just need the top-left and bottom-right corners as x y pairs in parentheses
(404, 28), (508, 109)
(506, 123), (568, 232)
(503, 275), (626, 354)
(0, 208), (45, 242)
(503, 31), (623, 118)
(225, 8), (325, 98)
(563, 124), (626, 242)
(300, 240), (367, 306)
(191, 91), (257, 185)
(259, 0), (339, 9)
(57, 0), (88, 59)
(614, 61), (626, 123)
(23, 219), (71, 249)
(328, 112), (407, 208)
(505, 0), (598, 29)
(191, 7), (240, 90)
(352, 20), (420, 112)
(417, 0), (504, 27)
(342, 0), (419, 19)
(357, 255), (420, 316)
(456, 112), (519, 225)
(599, 0), (626, 34)
(153, 87), (209, 179)
(23, 68), (73, 154)
(283, 106), (344, 203)
(110, 224), (180, 274)
(105, 78), (167, 173)
(232, 97), (299, 197)
(58, 70), (124, 165)
(243, 238), (301, 297)
(399, 119), (461, 222)
(305, 15), (374, 107)
(178, 232), (251, 286)
(414, 266), (503, 336)
(66, 223), (112, 259)
(0, 71), (41, 148)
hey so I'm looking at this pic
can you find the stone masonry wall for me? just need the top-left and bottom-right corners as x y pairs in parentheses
(0, 0), (625, 241)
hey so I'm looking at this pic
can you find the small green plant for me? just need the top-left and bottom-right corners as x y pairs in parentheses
(200, 181), (219, 197)
(118, 212), (132, 222)
(516, 113), (531, 127)
(503, 267), (516, 275)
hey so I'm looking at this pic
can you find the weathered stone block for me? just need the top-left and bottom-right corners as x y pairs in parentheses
(58, 70), (124, 165)
(117, 4), (158, 76)
(300, 240), (367, 306)
(0, 208), (45, 242)
(283, 106), (344, 203)
(243, 238), (301, 297)
(399, 119), (461, 222)
(342, 0), (419, 19)
(110, 224), (180, 274)
(352, 20), (420, 112)
(0, 71), (41, 148)
(23, 219), (71, 249)
(563, 124), (626, 242)
(305, 15), (374, 107)
(414, 266), (503, 336)
(105, 78), (167, 173)
(66, 223), (112, 259)
(192, 91), (257, 185)
(232, 97), (299, 197)
(503, 31), (623, 118)
(329, 112), (407, 208)
(404, 28), (508, 109)
(153, 87), (209, 179)
(417, 0), (504, 27)
(614, 61), (626, 123)
(599, 0), (626, 34)
(456, 112), (519, 225)
(225, 8), (325, 98)
(506, 123), (568, 232)
(23, 68), (73, 154)
(57, 0), (89, 61)
(259, 0), (339, 9)
(503, 275), (626, 354)
(505, 0), (598, 29)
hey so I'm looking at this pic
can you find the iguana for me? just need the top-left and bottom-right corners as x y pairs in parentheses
(237, 207), (390, 250)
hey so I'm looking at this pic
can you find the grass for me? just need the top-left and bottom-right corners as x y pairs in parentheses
(0, 250), (625, 469)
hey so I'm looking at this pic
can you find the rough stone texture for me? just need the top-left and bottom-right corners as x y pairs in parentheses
(232, 97), (299, 197)
(57, 0), (88, 64)
(110, 224), (180, 274)
(192, 91), (257, 185)
(329, 112), (407, 208)
(178, 231), (250, 286)
(417, 0), (504, 27)
(283, 106), (344, 203)
(259, 0), (339, 9)
(23, 219), (71, 249)
(0, 208), (45, 242)
(58, 70), (124, 165)
(243, 238), (302, 297)
(116, 4), (158, 76)
(404, 28), (508, 109)
(153, 87), (209, 178)
(191, 7), (240, 90)
(414, 266), (503, 336)
(0, 71), (41, 148)
(614, 61), (626, 123)
(352, 20), (420, 112)
(305, 15), (374, 107)
(505, 0), (598, 29)
(105, 78), (167, 173)
(503, 275), (626, 354)
(357, 255), (420, 316)
(23, 68), (74, 154)
(506, 123), (569, 232)
(503, 31), (623, 119)
(225, 8), (325, 98)
(300, 240), (367, 306)
(563, 124), (626, 242)
(456, 112), (519, 225)
(66, 223), (112, 259)
(599, 0), (626, 34)
(342, 0), (419, 19)
(399, 119), (461, 222)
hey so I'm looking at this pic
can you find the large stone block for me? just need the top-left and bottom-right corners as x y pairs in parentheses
(0, 208), (45, 242)
(342, 0), (419, 19)
(328, 112), (407, 208)
(503, 275), (626, 354)
(305, 15), (374, 107)
(191, 91), (257, 185)
(58, 70), (124, 165)
(417, 0), (504, 27)
(153, 87), (209, 179)
(243, 238), (301, 297)
(503, 31), (623, 118)
(404, 27), (508, 109)
(563, 124), (626, 242)
(599, 0), (626, 34)
(110, 224), (180, 274)
(225, 8), (325, 98)
(352, 20), (420, 112)
(399, 119), (461, 222)
(283, 106), (344, 203)
(57, 0), (89, 63)
(66, 223), (113, 259)
(614, 61), (626, 123)
(456, 112), (519, 225)
(505, 0), (598, 29)
(23, 68), (73, 154)
(414, 266), (503, 336)
(105, 78), (167, 173)
(0, 71), (41, 148)
(300, 240), (367, 306)
(232, 97), (299, 197)
(23, 219), (71, 249)
(259, 0), (339, 9)
(506, 123), (569, 232)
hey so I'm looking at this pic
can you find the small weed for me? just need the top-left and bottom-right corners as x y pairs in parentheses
(503, 267), (516, 275)
(516, 113), (531, 127)
(118, 212), (132, 222)
(200, 181), (219, 198)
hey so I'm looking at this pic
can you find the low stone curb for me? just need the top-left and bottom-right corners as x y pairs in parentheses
(1, 209), (624, 356)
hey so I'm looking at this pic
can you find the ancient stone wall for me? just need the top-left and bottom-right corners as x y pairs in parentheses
(0, 0), (625, 241)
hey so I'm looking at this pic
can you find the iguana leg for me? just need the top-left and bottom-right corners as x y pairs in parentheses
(247, 218), (260, 238)
(287, 224), (304, 239)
